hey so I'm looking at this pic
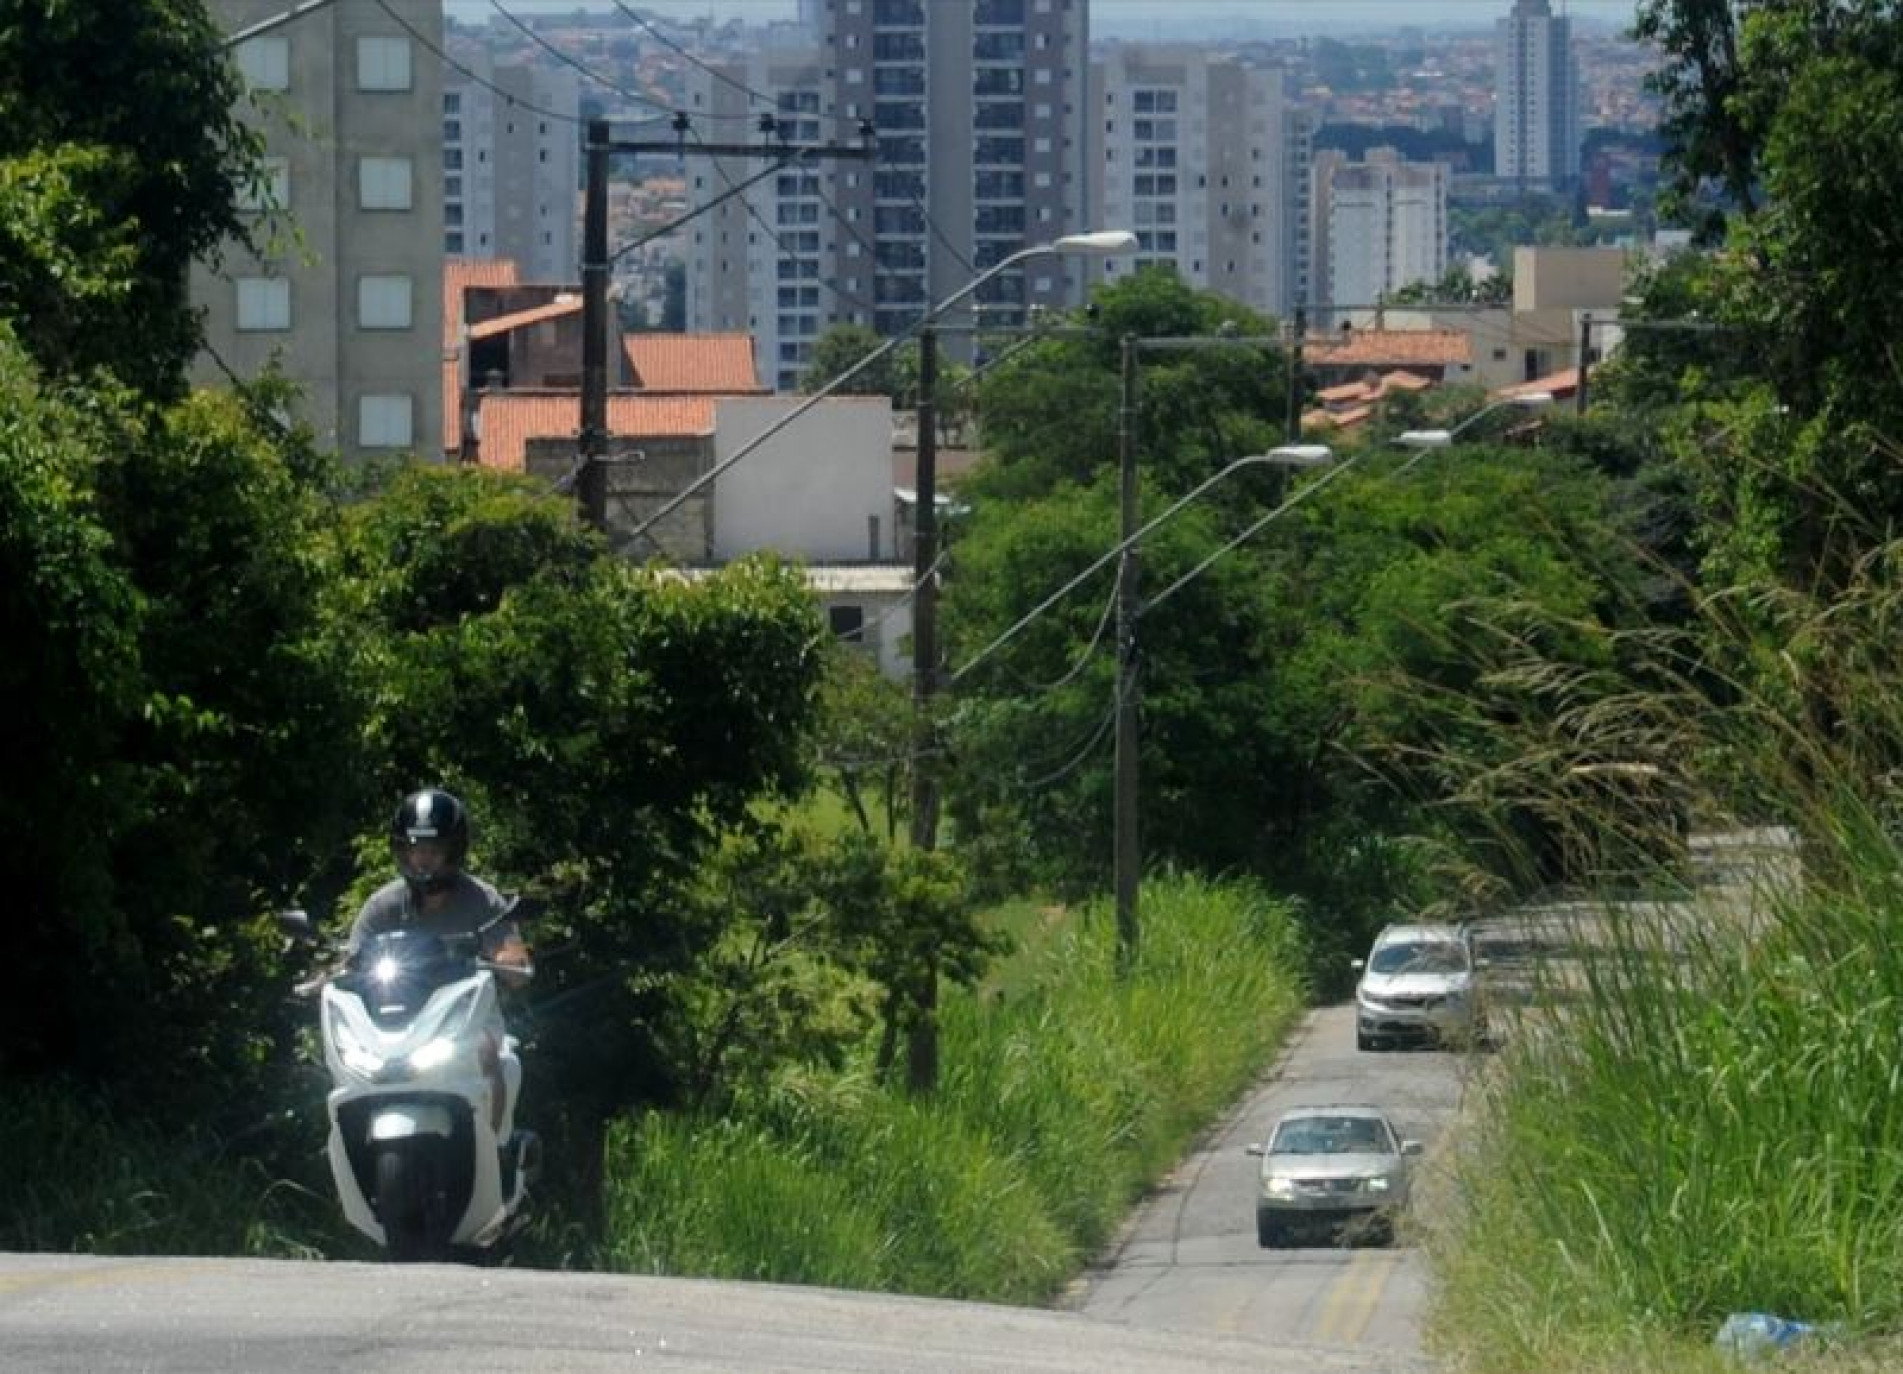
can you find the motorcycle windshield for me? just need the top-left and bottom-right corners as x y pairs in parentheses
(339, 930), (469, 1028)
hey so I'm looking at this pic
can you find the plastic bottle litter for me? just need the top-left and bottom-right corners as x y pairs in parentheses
(1714, 1311), (1823, 1363)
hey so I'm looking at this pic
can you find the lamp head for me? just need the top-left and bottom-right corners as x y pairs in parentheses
(1395, 430), (1453, 450)
(1050, 230), (1138, 257)
(1263, 444), (1336, 467)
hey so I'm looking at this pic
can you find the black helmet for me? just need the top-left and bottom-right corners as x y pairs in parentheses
(390, 788), (470, 893)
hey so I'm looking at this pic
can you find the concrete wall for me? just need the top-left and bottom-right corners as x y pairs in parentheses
(710, 397), (894, 562)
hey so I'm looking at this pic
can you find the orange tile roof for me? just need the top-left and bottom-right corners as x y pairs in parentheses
(445, 260), (521, 454)
(444, 259), (520, 346)
(466, 297), (583, 340)
(1306, 329), (1472, 369)
(473, 391), (716, 473)
(622, 332), (764, 394)
(1497, 366), (1579, 399)
(1303, 404), (1375, 431)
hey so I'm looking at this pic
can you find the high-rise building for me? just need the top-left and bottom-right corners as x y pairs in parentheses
(1313, 148), (1448, 311)
(193, 1), (444, 462)
(684, 50), (832, 393)
(686, 0), (1094, 384)
(444, 55), (581, 282)
(1092, 48), (1310, 320)
(1494, 0), (1581, 190)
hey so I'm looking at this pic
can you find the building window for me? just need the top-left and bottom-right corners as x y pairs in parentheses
(829, 604), (865, 642)
(356, 35), (412, 92)
(359, 156), (413, 210)
(237, 157), (290, 213)
(358, 394), (414, 449)
(357, 274), (413, 330)
(235, 277), (290, 331)
(235, 35), (289, 91)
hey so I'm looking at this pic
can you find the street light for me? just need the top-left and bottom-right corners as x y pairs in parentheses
(1394, 391), (1555, 450)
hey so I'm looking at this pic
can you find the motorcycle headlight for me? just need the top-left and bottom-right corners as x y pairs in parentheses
(407, 1036), (457, 1074)
(330, 1019), (386, 1079)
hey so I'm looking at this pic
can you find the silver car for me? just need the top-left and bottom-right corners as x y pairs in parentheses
(1352, 922), (1484, 1051)
(1247, 1104), (1421, 1247)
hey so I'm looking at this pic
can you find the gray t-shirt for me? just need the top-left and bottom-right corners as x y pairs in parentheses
(347, 874), (518, 960)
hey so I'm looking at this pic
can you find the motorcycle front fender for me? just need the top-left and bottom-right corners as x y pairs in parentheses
(367, 1104), (456, 1142)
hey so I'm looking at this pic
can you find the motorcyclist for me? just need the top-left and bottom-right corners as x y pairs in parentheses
(348, 788), (532, 1134)
(348, 787), (532, 981)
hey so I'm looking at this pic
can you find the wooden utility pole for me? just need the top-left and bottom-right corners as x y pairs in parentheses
(1576, 312), (1593, 417)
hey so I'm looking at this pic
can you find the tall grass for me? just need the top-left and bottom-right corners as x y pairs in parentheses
(597, 871), (1307, 1302)
(0, 1081), (350, 1258)
(1414, 531), (1903, 1369)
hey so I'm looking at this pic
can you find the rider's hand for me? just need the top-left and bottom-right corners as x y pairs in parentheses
(491, 935), (533, 987)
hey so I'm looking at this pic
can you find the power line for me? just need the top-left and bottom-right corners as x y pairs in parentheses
(489, 1), (672, 123)
(687, 126), (880, 315)
(609, 0), (866, 132)
(372, 0), (585, 125)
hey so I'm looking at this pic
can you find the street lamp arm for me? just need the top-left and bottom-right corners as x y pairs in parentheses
(1394, 390), (1555, 451)
(952, 448), (1328, 685)
(1141, 449), (1364, 616)
(623, 230), (1135, 553)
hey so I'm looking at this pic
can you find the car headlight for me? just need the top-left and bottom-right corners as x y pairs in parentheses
(330, 1020), (386, 1080)
(1362, 1176), (1392, 1194)
(1264, 1177), (1298, 1199)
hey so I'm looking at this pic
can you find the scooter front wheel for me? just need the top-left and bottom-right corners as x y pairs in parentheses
(375, 1144), (449, 1263)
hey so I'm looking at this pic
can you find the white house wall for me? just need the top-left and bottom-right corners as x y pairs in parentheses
(709, 396), (895, 562)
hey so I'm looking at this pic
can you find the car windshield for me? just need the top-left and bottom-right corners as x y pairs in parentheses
(1270, 1115), (1394, 1155)
(1369, 940), (1467, 975)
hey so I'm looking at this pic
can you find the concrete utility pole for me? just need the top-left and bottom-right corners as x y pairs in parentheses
(1286, 305), (1307, 442)
(1113, 336), (1142, 970)
(907, 324), (941, 1093)
(575, 121), (870, 535)
(1575, 311), (1593, 417)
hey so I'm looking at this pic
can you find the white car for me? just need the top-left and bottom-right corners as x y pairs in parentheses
(1352, 922), (1484, 1051)
(1246, 1104), (1421, 1247)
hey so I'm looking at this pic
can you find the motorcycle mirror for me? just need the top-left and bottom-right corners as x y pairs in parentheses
(277, 908), (315, 939)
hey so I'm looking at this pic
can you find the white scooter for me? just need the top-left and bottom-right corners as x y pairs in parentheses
(280, 906), (539, 1262)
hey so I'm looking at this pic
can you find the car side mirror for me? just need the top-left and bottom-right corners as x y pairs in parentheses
(1245, 1144), (1265, 1157)
(277, 908), (315, 939)
(1401, 1139), (1424, 1156)
(1349, 958), (1366, 972)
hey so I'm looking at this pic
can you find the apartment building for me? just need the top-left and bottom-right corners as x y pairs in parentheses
(686, 0), (1094, 382)
(194, 0), (444, 463)
(1312, 148), (1448, 314)
(1092, 47), (1310, 319)
(683, 50), (835, 393)
(444, 55), (581, 282)
(1494, 0), (1581, 190)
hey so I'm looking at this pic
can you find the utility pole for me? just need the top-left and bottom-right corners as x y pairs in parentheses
(579, 119), (611, 532)
(575, 122), (870, 538)
(1286, 305), (1307, 442)
(907, 324), (941, 1093)
(1576, 311), (1593, 418)
(1114, 335), (1142, 971)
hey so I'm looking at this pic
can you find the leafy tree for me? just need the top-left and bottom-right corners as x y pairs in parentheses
(0, 0), (264, 395)
(812, 647), (912, 841)
(1387, 264), (1511, 307)
(327, 466), (830, 1173)
(802, 323), (909, 398)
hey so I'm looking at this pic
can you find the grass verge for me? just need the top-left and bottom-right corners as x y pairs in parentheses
(595, 870), (1308, 1302)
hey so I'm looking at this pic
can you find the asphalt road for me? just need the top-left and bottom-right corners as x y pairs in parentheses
(0, 1246), (1435, 1374)
(1066, 1002), (1467, 1373)
(0, 1010), (1465, 1374)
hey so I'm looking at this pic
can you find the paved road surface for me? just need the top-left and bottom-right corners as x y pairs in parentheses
(0, 1249), (1439, 1374)
(1067, 1002), (1467, 1373)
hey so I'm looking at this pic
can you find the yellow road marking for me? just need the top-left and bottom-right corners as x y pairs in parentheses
(0, 1261), (211, 1298)
(1312, 1247), (1400, 1344)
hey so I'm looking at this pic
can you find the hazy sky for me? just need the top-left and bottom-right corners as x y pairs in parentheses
(451, 1), (1646, 39)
